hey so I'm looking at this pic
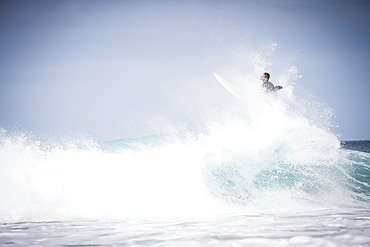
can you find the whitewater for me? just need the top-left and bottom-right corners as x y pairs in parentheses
(1, 45), (370, 246)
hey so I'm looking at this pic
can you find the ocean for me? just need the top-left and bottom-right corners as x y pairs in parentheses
(0, 128), (369, 246)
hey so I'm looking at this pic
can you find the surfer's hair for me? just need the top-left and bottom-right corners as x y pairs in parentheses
(264, 72), (270, 80)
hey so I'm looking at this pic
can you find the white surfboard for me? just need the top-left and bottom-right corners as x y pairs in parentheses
(213, 72), (244, 100)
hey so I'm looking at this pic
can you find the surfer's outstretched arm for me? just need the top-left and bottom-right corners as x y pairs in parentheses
(274, 85), (283, 91)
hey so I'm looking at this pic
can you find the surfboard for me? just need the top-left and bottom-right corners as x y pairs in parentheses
(213, 72), (244, 100)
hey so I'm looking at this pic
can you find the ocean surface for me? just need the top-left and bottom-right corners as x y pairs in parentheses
(1, 128), (369, 246)
(1, 208), (370, 246)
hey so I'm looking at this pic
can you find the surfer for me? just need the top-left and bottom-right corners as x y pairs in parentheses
(260, 72), (283, 94)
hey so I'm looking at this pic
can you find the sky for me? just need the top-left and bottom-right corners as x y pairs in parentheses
(0, 0), (369, 141)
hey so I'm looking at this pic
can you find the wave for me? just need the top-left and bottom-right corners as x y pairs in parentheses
(1, 122), (369, 223)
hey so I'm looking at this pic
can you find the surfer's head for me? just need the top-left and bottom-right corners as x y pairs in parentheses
(260, 72), (270, 82)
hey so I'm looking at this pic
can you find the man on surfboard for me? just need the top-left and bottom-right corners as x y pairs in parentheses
(260, 72), (283, 94)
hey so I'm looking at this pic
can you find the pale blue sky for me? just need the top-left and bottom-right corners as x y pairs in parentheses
(0, 0), (369, 141)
